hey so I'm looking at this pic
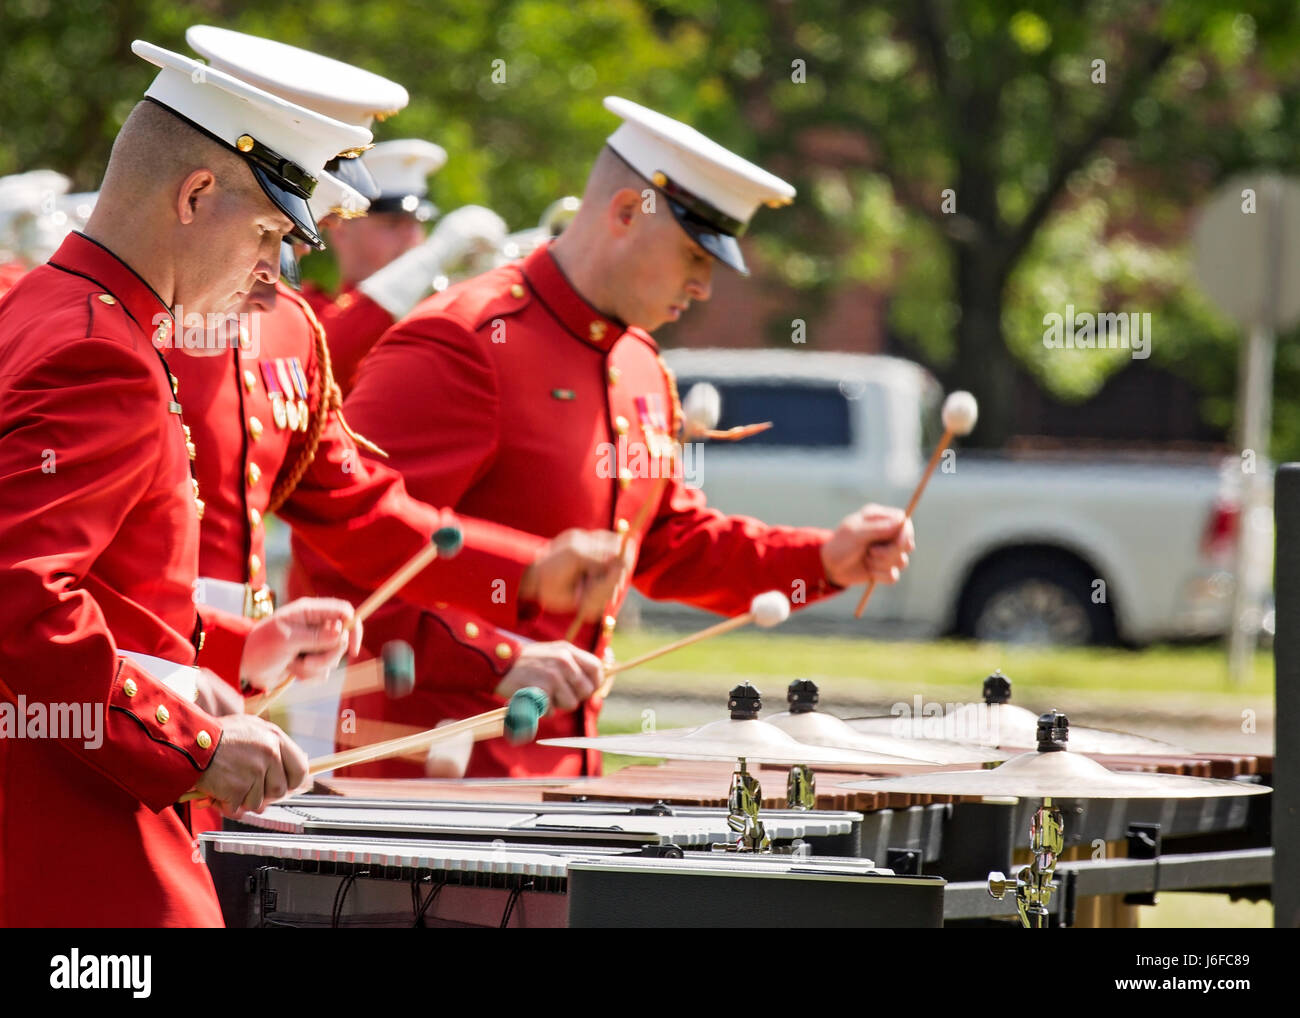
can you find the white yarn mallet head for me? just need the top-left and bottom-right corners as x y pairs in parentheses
(682, 382), (721, 438)
(750, 590), (791, 628)
(941, 391), (978, 437)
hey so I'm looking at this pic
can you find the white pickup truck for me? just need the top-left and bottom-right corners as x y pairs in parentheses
(640, 349), (1262, 646)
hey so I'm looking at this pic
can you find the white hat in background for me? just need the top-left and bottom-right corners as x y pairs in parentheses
(186, 25), (410, 208)
(0, 170), (71, 261)
(602, 96), (795, 275)
(132, 39), (372, 249)
(361, 139), (448, 221)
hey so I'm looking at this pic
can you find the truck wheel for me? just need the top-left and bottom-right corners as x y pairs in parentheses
(957, 554), (1116, 646)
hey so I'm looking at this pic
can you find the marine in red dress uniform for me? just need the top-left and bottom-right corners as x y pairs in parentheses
(295, 98), (917, 780)
(0, 35), (374, 925)
(0, 234), (228, 927)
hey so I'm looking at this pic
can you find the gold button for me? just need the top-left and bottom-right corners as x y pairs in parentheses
(249, 507), (262, 527)
(155, 705), (170, 725)
(464, 622), (480, 639)
(243, 369), (258, 392)
(170, 373), (179, 392)
(589, 321), (607, 342)
(602, 615), (617, 634)
(196, 730), (212, 750)
(123, 678), (138, 697)
(614, 415), (629, 436)
(618, 469), (633, 490)
(249, 554), (261, 575)
(615, 518), (629, 534)
(607, 366), (621, 385)
(97, 294), (116, 305)
(248, 415), (263, 441)
(239, 328), (251, 352)
(194, 497), (205, 521)
(510, 284), (525, 298)
(652, 171), (668, 188)
(198, 630), (206, 652)
(236, 134), (255, 152)
(247, 462), (261, 486)
(495, 642), (513, 660)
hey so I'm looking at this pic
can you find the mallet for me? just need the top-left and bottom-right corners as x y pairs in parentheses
(269, 640), (416, 710)
(853, 390), (977, 619)
(594, 590), (790, 699)
(351, 525), (464, 631)
(304, 686), (550, 774)
(180, 687), (550, 804)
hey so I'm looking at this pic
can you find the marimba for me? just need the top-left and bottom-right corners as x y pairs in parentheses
(202, 797), (944, 927)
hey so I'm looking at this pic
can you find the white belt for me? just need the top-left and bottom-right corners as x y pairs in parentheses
(193, 577), (275, 619)
(118, 650), (199, 703)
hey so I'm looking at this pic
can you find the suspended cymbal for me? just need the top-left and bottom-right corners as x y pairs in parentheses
(844, 712), (1270, 800)
(846, 670), (1187, 756)
(540, 717), (923, 767)
(764, 709), (1010, 765)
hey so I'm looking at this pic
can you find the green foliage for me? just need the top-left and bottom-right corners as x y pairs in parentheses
(8, 1), (1300, 452)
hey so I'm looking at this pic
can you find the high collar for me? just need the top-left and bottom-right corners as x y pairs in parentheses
(521, 243), (627, 352)
(49, 232), (174, 336)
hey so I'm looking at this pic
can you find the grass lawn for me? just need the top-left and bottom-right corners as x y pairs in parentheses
(605, 628), (1274, 721)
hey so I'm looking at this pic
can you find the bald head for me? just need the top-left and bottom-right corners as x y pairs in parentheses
(84, 100), (292, 318)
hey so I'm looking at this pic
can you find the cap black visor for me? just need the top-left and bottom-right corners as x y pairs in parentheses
(666, 198), (748, 276)
(251, 163), (324, 250)
(328, 155), (381, 202)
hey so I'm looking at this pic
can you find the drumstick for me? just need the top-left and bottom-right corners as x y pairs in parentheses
(853, 391), (977, 619)
(179, 687), (549, 805)
(350, 525), (463, 630)
(594, 590), (791, 699)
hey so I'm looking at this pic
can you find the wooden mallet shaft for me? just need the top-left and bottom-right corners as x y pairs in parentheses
(350, 525), (463, 630)
(853, 390), (976, 619)
(852, 430), (953, 619)
(244, 674), (297, 717)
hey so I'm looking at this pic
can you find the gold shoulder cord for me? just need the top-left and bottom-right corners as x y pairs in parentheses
(656, 353), (684, 440)
(266, 292), (388, 514)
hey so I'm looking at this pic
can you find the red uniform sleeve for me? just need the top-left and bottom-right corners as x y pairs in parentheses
(314, 287), (394, 399)
(278, 315), (544, 627)
(311, 313), (526, 695)
(0, 341), (221, 812)
(632, 471), (842, 616)
(195, 603), (254, 688)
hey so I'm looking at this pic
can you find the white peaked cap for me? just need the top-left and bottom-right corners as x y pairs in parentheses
(185, 25), (409, 128)
(309, 168), (371, 223)
(132, 40), (372, 249)
(602, 96), (794, 275)
(361, 140), (447, 218)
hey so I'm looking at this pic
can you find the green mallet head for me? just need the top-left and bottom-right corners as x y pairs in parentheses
(503, 686), (549, 745)
(432, 525), (464, 558)
(380, 640), (416, 699)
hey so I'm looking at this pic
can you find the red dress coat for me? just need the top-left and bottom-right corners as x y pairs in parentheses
(300, 281), (394, 399)
(294, 245), (840, 778)
(0, 233), (224, 927)
(175, 284), (543, 676)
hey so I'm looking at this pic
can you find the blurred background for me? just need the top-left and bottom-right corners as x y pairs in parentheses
(3, 0), (1290, 925)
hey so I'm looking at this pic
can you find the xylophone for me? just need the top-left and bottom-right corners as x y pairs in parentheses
(202, 797), (943, 927)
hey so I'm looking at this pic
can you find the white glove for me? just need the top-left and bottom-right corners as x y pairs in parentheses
(356, 205), (508, 319)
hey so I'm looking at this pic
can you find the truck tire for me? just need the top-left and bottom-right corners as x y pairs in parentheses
(957, 552), (1117, 646)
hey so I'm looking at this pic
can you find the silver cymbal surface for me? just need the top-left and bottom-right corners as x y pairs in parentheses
(843, 747), (1271, 800)
(540, 717), (923, 767)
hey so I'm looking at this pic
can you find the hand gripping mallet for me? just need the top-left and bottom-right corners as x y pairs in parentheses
(853, 391), (978, 619)
(180, 688), (550, 804)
